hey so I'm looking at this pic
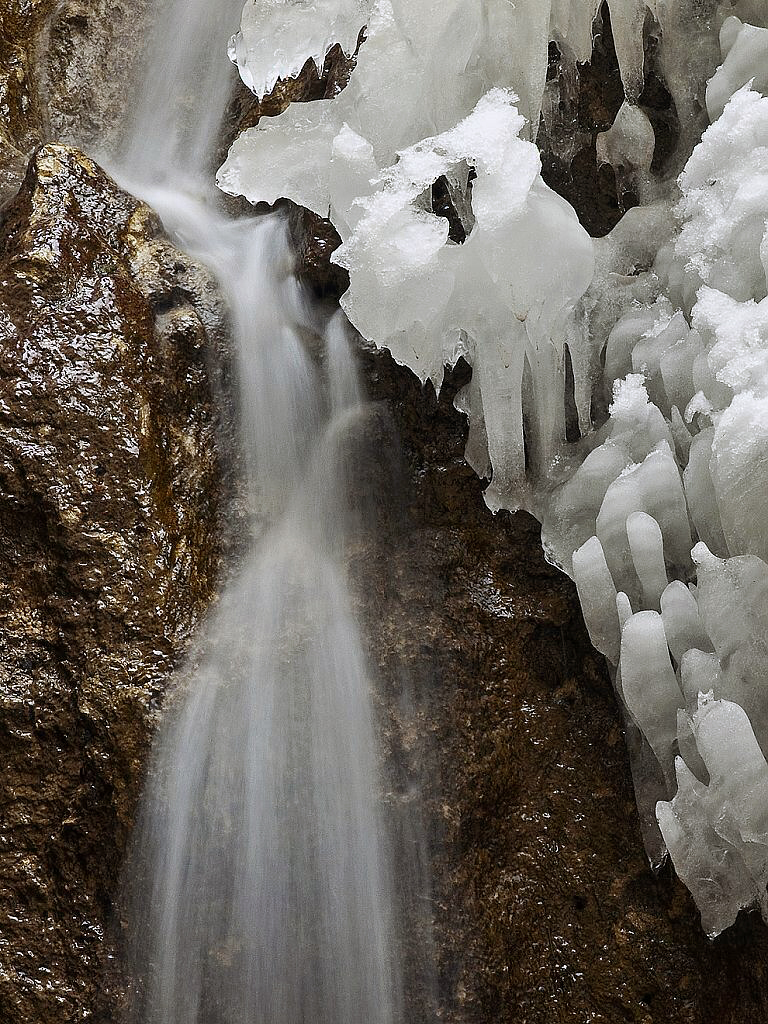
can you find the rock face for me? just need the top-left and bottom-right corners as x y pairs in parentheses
(0, 0), (57, 202)
(0, 143), (230, 1023)
(42, 0), (152, 156)
(354, 352), (768, 1024)
(1, 4), (768, 1024)
(0, 0), (154, 203)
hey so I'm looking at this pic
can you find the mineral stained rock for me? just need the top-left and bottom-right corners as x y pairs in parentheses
(0, 0), (153, 202)
(42, 0), (152, 156)
(0, 143), (229, 1023)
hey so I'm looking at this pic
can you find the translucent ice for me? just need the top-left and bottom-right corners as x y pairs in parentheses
(543, 44), (768, 929)
(573, 536), (621, 664)
(229, 0), (372, 99)
(706, 18), (768, 121)
(659, 581), (712, 664)
(596, 100), (656, 200)
(620, 610), (684, 788)
(222, 79), (594, 501)
(658, 696), (768, 935)
(657, 754), (760, 937)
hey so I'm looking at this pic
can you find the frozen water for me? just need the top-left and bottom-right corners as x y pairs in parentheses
(220, 0), (768, 934)
(230, 0), (372, 99)
(222, 83), (594, 500)
(706, 17), (768, 120)
(596, 100), (656, 201)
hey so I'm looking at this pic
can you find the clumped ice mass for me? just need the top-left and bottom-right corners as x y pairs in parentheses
(221, 0), (768, 936)
(228, 0), (373, 99)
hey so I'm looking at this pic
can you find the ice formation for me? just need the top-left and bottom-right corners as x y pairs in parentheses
(550, 36), (768, 932)
(220, 4), (599, 502)
(228, 0), (373, 99)
(219, 0), (768, 935)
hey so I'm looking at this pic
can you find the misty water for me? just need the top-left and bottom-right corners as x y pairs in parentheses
(109, 0), (414, 1020)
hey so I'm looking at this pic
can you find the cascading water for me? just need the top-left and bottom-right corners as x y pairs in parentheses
(109, 1), (407, 1021)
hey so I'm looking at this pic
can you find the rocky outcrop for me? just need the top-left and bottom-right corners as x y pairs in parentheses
(41, 0), (151, 156)
(0, 0), (155, 207)
(0, 143), (230, 1023)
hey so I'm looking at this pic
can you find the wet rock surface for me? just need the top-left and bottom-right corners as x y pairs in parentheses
(0, 0), (58, 202)
(0, 3), (767, 1023)
(352, 351), (768, 1024)
(41, 0), (152, 157)
(0, 0), (152, 204)
(0, 143), (229, 1023)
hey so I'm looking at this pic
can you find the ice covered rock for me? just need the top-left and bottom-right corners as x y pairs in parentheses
(228, 0), (372, 99)
(596, 100), (656, 200)
(658, 695), (768, 935)
(544, 36), (768, 926)
(657, 754), (761, 937)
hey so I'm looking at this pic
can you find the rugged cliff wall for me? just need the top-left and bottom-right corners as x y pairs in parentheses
(0, 141), (233, 1019)
(0, 3), (767, 1023)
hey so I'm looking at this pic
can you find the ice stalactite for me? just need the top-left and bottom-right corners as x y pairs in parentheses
(220, 5), (595, 505)
(221, 0), (768, 935)
(548, 33), (768, 933)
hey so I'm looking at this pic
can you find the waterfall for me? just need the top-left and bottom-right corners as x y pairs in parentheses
(112, 2), (407, 1021)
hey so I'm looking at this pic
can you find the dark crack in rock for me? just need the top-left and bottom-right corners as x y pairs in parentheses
(0, 143), (230, 1023)
(538, 3), (679, 237)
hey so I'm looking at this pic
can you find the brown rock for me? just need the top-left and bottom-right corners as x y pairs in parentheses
(0, 6), (766, 1024)
(0, 0), (58, 202)
(0, 143), (230, 1023)
(41, 0), (152, 156)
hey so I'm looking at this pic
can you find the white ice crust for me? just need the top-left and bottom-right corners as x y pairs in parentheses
(220, 0), (768, 935)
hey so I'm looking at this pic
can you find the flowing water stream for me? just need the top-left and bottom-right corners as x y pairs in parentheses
(109, 1), (407, 1020)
